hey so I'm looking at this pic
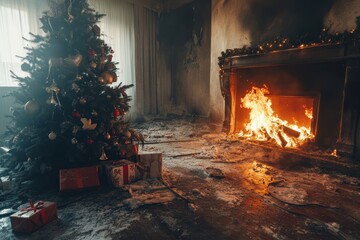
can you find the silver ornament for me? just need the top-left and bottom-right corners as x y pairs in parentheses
(48, 131), (57, 140)
(72, 83), (80, 92)
(50, 97), (57, 105)
(45, 87), (51, 93)
(79, 97), (86, 104)
(72, 126), (80, 134)
(99, 151), (108, 161)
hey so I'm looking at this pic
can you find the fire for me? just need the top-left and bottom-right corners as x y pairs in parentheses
(331, 149), (337, 157)
(304, 106), (313, 119)
(238, 86), (314, 147)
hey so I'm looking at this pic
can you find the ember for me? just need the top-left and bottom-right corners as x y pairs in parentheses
(238, 86), (314, 147)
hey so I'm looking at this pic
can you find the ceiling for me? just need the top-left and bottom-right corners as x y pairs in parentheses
(123, 0), (195, 12)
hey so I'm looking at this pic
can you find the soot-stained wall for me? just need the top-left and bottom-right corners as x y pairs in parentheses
(158, 0), (211, 116)
(210, 0), (360, 121)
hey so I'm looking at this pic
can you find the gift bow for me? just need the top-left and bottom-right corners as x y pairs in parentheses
(19, 201), (44, 215)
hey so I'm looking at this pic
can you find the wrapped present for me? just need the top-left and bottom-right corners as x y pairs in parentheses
(136, 152), (162, 180)
(10, 201), (57, 233)
(59, 166), (100, 191)
(105, 160), (136, 187)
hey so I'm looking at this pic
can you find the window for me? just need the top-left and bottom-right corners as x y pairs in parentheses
(0, 6), (31, 86)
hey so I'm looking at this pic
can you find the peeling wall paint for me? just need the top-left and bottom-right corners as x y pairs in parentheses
(159, 0), (211, 117)
(210, 0), (251, 121)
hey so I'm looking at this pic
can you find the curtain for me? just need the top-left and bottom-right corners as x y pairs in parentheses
(134, 5), (158, 116)
(0, 0), (163, 118)
(0, 0), (137, 113)
(0, 0), (47, 87)
(89, 0), (136, 114)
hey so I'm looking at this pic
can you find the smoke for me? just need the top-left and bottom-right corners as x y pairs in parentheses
(239, 0), (336, 45)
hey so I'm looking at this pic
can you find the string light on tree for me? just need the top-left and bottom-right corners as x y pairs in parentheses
(4, 0), (144, 181)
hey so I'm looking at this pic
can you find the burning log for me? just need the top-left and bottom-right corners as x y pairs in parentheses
(239, 86), (314, 148)
(282, 125), (301, 138)
(277, 132), (288, 147)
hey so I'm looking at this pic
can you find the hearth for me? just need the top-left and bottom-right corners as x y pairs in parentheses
(219, 43), (360, 158)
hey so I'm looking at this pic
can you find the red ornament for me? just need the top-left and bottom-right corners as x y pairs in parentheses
(107, 55), (113, 62)
(119, 149), (127, 156)
(72, 111), (81, 118)
(86, 138), (94, 145)
(113, 108), (121, 117)
(88, 49), (96, 58)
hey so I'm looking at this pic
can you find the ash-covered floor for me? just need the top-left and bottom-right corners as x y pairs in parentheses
(1, 118), (360, 240)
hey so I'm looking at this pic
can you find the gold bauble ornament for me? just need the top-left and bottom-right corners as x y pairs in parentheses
(90, 61), (97, 69)
(123, 130), (131, 138)
(105, 133), (111, 140)
(101, 71), (113, 84)
(64, 54), (83, 68)
(110, 72), (117, 83)
(24, 100), (40, 115)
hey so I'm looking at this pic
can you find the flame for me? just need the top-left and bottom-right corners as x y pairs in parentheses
(331, 149), (337, 157)
(304, 106), (313, 119)
(238, 86), (314, 147)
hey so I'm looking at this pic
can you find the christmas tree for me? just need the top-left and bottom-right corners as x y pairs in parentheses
(3, 0), (143, 180)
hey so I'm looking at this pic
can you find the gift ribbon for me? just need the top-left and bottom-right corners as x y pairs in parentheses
(13, 201), (55, 232)
(123, 165), (129, 184)
(18, 201), (44, 216)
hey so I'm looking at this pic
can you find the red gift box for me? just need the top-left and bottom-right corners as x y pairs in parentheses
(10, 201), (57, 233)
(59, 166), (100, 191)
(105, 160), (136, 187)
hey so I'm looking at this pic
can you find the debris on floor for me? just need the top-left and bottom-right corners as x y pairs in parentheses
(123, 179), (176, 209)
(205, 167), (225, 179)
(0, 118), (359, 239)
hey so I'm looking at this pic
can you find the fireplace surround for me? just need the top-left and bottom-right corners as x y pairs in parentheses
(219, 43), (360, 158)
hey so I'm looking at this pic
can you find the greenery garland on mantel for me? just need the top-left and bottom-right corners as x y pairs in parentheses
(218, 17), (360, 67)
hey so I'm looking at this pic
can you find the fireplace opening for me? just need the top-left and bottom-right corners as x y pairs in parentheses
(226, 59), (348, 153)
(235, 85), (318, 148)
(220, 43), (360, 157)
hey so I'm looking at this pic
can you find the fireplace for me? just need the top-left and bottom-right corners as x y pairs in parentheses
(219, 43), (360, 158)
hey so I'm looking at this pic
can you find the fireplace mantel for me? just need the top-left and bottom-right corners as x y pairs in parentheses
(219, 43), (360, 158)
(222, 44), (360, 70)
